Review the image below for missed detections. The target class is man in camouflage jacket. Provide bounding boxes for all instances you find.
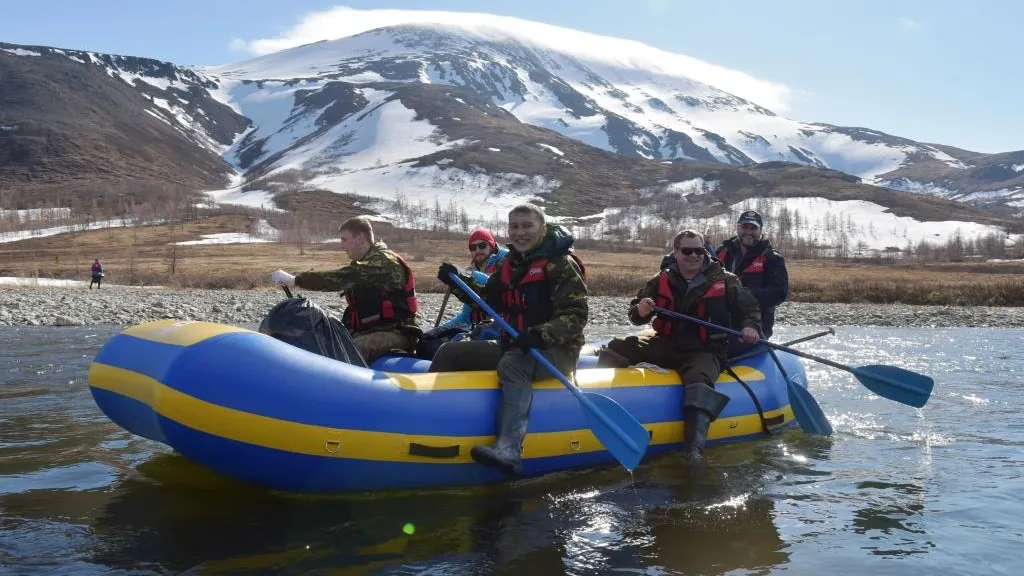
[272,216,422,364]
[430,204,588,476]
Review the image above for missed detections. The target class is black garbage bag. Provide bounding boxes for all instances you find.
[258,297,367,367]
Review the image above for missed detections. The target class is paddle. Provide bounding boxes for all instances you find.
[447,273,650,472]
[654,307,934,409]
[782,327,835,347]
[728,327,835,363]
[434,287,452,328]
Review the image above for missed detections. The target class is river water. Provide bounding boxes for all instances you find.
[1,323,1022,575]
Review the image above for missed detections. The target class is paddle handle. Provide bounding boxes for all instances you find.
[653,307,855,376]
[434,287,452,328]
[448,273,642,454]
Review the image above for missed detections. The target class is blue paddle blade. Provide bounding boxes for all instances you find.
[579,392,651,472]
[787,380,833,436]
[854,364,934,409]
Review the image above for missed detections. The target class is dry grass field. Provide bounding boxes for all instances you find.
[2,215,1023,305]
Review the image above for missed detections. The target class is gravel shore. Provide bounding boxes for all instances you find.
[1,284,1022,329]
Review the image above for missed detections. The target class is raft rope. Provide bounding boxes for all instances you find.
[723,364,771,436]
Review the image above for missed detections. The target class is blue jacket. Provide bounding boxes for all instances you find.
[441,248,509,329]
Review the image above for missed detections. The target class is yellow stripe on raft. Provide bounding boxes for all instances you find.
[123,319,251,346]
[88,363,793,464]
[390,365,766,391]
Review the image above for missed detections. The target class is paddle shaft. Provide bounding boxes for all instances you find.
[449,273,644,454]
[728,328,836,364]
[782,327,835,347]
[434,287,452,328]
[654,307,855,375]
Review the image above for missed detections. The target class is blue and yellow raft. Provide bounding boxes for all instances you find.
[87,319,808,493]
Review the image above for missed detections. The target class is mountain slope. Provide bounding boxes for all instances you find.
[0,42,245,202]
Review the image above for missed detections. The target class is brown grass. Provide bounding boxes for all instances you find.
[2,215,1024,305]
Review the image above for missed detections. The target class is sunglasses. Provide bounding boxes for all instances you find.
[469,242,490,251]
[675,247,704,256]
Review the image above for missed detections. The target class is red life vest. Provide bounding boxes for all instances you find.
[343,253,419,331]
[717,249,767,276]
[651,272,730,343]
[497,252,586,333]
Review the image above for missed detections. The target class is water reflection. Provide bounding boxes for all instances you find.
[77,445,815,576]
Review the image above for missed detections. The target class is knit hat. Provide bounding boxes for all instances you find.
[468,228,497,250]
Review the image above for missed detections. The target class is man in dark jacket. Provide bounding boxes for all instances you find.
[430,204,588,476]
[659,211,788,339]
[271,216,422,363]
[600,229,761,464]
[715,210,788,339]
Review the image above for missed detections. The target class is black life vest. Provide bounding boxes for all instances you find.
[498,252,585,333]
[343,253,419,331]
[651,271,730,343]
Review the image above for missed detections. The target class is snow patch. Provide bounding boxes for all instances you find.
[1,48,40,57]
[0,219,132,244]
[1012,164,1024,173]
[537,143,565,156]
[0,277,87,287]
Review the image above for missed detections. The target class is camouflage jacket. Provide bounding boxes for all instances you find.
[629,259,761,349]
[454,225,589,353]
[294,241,422,337]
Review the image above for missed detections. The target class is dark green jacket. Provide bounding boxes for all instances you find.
[454,225,589,353]
[295,241,422,337]
[629,260,761,350]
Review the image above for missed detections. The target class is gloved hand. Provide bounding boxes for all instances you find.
[272,269,296,286]
[436,262,467,287]
[512,328,547,354]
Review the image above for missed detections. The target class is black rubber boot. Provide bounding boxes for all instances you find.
[682,407,713,463]
[682,383,730,464]
[471,382,532,476]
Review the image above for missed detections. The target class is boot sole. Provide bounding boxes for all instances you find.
[471,447,521,476]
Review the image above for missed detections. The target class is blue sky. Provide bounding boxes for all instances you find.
[2,0,1019,153]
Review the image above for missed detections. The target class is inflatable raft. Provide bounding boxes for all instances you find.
[87,319,808,493]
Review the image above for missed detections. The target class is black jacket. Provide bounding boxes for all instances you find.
[713,237,788,338]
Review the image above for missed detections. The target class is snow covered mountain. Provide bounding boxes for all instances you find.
[204,23,1024,206]
[1,19,1022,242]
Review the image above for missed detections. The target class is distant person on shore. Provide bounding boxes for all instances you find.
[713,210,789,341]
[271,216,423,364]
[598,229,761,464]
[431,227,509,335]
[89,259,104,289]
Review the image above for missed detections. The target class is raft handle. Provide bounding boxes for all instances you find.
[325,440,342,453]
[408,442,460,459]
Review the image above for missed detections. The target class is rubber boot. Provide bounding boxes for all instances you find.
[682,383,730,464]
[470,381,532,476]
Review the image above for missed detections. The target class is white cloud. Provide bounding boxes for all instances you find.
[897,16,921,30]
[227,5,794,111]
[227,37,249,52]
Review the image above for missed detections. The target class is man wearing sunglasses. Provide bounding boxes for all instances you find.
[435,228,509,334]
[714,210,789,340]
[598,229,761,464]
